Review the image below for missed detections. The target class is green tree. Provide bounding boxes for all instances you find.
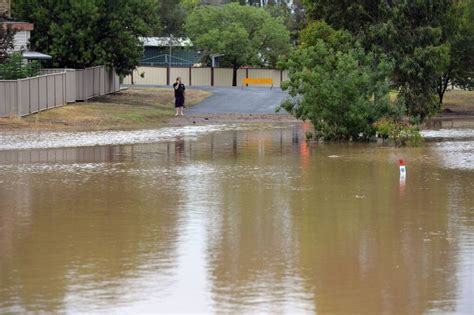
[97,0,161,76]
[12,0,160,76]
[0,17,16,63]
[387,1,452,120]
[0,52,40,80]
[280,22,398,141]
[264,0,307,44]
[302,0,394,51]
[301,0,459,121]
[437,0,474,104]
[185,3,290,86]
[158,0,187,36]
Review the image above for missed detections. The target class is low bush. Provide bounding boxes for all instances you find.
[374,118,424,147]
[0,53,40,80]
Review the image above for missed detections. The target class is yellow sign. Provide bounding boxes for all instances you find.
[242,78,273,86]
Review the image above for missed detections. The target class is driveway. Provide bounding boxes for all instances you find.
[124,85,289,114]
[186,86,289,115]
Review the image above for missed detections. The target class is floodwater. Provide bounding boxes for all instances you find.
[0,122,473,314]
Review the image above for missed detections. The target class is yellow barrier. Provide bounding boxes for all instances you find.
[242,77,273,88]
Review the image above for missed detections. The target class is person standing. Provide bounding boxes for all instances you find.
[173,77,185,116]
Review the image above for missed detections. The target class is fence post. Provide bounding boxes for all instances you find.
[46,74,49,109]
[63,72,66,105]
[53,74,57,107]
[166,66,170,86]
[189,67,192,86]
[211,67,214,87]
[92,67,95,97]
[83,69,85,100]
[37,76,40,111]
[29,78,32,114]
[16,80,21,116]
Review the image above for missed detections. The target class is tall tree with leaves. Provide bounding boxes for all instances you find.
[185,3,290,86]
[387,1,452,120]
[0,17,15,63]
[158,0,187,36]
[265,0,306,44]
[12,0,160,76]
[437,0,474,104]
[303,0,390,31]
[96,0,161,76]
[301,0,459,121]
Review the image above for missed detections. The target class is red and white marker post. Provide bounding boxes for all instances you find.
[399,159,406,177]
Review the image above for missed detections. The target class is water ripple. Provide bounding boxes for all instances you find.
[422,129,474,140]
[0,125,230,151]
[431,141,474,170]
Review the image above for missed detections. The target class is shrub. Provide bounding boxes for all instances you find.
[374,118,424,147]
[0,52,40,80]
[279,22,399,141]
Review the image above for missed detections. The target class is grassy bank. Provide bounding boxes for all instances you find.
[0,88,472,131]
[441,90,474,115]
[387,90,473,116]
[0,88,212,131]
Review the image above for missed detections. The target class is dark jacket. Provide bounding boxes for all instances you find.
[173,83,185,98]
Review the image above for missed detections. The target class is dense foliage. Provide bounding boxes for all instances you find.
[438,0,474,104]
[12,0,160,76]
[0,52,40,80]
[264,0,306,44]
[300,0,474,122]
[185,3,290,85]
[280,22,399,141]
[0,16,16,63]
[158,0,190,36]
[374,118,424,147]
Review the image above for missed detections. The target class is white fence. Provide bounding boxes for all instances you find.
[124,66,289,88]
[0,66,120,117]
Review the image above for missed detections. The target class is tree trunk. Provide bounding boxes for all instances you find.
[437,75,450,105]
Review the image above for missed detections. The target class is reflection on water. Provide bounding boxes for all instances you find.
[0,124,473,313]
[425,118,474,130]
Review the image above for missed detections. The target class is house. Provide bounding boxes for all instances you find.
[140,37,200,67]
[1,20,34,51]
[1,0,33,51]
[1,0,51,61]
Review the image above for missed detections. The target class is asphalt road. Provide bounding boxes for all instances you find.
[186,86,289,115]
[125,85,289,114]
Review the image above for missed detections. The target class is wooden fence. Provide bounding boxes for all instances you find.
[0,66,120,118]
[123,66,289,88]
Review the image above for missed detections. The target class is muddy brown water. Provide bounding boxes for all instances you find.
[0,123,473,314]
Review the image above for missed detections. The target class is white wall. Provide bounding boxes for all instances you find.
[13,31,31,51]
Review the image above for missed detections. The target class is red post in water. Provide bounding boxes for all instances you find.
[399,159,406,176]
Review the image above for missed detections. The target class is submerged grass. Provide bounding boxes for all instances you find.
[0,88,212,131]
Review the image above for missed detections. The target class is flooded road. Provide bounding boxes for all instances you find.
[0,123,473,314]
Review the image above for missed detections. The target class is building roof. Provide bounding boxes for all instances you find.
[140,37,193,48]
[1,21,34,31]
[22,51,52,60]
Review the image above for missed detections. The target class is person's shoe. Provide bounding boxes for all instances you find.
[175,113,179,116]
